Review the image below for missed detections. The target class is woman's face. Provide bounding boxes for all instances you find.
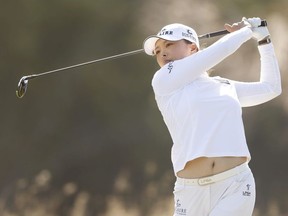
[154,39,197,67]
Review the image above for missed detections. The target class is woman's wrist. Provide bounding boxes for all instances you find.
[258,36,271,46]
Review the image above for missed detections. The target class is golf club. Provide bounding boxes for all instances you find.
[16,20,267,98]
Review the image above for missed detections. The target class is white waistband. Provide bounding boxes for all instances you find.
[176,162,249,186]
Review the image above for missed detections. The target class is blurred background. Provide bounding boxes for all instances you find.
[1,0,288,215]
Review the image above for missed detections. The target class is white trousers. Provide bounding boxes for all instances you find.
[173,164,255,216]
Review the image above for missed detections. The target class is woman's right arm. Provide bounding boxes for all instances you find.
[152,26,253,96]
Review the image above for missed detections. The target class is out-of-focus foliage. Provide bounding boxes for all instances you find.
[0,0,287,215]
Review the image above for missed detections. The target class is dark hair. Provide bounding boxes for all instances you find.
[184,40,193,44]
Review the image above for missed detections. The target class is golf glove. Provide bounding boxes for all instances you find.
[243,17,270,41]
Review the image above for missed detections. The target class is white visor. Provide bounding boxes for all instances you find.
[143,23,199,56]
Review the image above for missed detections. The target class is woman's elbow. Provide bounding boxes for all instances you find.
[270,84,282,98]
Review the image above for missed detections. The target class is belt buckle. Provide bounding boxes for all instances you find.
[198,177,214,186]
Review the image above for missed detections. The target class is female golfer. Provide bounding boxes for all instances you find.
[143,17,281,216]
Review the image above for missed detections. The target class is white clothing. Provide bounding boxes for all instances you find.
[151,27,281,174]
[173,164,255,216]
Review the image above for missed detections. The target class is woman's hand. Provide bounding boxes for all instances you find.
[224,20,249,33]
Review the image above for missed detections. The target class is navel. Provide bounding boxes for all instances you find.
[212,161,215,169]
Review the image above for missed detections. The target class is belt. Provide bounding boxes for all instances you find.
[176,162,249,186]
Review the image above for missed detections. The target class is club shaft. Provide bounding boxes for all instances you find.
[27,49,145,80]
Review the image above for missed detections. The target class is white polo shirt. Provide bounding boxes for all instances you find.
[152,27,281,174]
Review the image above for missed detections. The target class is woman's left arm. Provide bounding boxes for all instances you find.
[233,43,282,107]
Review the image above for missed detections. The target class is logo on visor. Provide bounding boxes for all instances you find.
[158,29,173,36]
[182,29,196,41]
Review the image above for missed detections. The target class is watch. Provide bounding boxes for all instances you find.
[258,37,271,46]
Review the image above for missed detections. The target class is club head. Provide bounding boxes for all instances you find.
[16,76,29,98]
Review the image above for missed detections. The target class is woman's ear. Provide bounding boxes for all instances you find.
[190,43,199,53]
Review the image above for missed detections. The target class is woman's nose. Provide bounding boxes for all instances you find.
[161,51,167,58]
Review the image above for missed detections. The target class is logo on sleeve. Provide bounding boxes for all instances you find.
[168,62,174,73]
